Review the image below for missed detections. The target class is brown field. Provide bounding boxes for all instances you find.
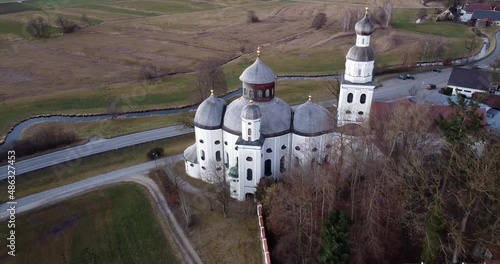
[0,0,454,102]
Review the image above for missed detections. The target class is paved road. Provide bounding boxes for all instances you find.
[474,31,500,68]
[0,126,193,179]
[373,68,452,101]
[0,154,203,264]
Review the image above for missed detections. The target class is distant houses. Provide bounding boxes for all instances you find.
[458,2,500,26]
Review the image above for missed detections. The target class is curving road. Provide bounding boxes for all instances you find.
[474,30,500,68]
[0,154,203,264]
[0,126,193,179]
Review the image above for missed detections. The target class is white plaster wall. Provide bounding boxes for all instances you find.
[237,146,262,201]
[242,117,261,141]
[291,134,333,166]
[355,35,370,47]
[337,83,375,125]
[262,134,292,179]
[223,131,240,169]
[184,160,200,179]
[460,12,471,22]
[450,85,485,98]
[195,127,223,179]
[345,60,374,83]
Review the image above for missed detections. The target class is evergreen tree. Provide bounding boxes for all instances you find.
[318,211,351,264]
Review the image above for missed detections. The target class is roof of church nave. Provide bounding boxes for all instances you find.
[194,90,227,129]
[293,95,336,136]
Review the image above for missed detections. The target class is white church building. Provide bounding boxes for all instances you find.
[183,8,376,201]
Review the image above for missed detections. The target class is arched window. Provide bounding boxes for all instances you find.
[358,111,364,115]
[199,139,204,143]
[201,150,205,161]
[246,157,253,161]
[358,69,362,76]
[247,169,253,181]
[265,89,270,97]
[280,156,286,173]
[361,38,364,44]
[257,90,262,98]
[248,128,252,136]
[266,148,272,153]
[216,151,221,162]
[265,159,272,176]
[215,140,221,145]
[360,94,366,104]
[281,145,286,150]
[347,93,353,103]
[225,152,229,168]
[295,146,301,151]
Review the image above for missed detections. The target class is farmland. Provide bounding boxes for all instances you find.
[0,0,481,139]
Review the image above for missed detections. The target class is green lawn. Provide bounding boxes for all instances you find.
[392,8,473,38]
[0,19,26,37]
[20,115,183,142]
[77,4,156,17]
[0,184,179,264]
[111,1,215,14]
[0,134,194,202]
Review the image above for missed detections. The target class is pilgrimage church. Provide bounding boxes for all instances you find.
[183,8,376,201]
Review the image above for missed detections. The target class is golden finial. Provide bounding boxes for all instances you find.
[210,89,214,96]
[250,100,254,105]
[308,95,312,101]
[365,7,369,15]
[257,46,261,57]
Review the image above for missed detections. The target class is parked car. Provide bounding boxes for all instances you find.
[405,74,415,79]
[432,68,442,73]
[398,75,407,80]
[426,84,437,90]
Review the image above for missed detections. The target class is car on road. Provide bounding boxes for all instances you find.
[405,74,415,79]
[432,68,442,73]
[426,84,437,90]
[398,75,407,80]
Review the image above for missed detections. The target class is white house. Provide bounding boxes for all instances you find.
[447,67,495,98]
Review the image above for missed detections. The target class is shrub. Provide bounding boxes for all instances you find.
[147,147,164,160]
[26,17,51,38]
[56,16,80,34]
[247,11,259,23]
[141,64,162,80]
[311,13,327,30]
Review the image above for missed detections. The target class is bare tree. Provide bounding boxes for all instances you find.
[312,13,327,30]
[56,16,79,34]
[26,17,51,38]
[247,10,259,23]
[80,13,90,25]
[323,76,341,99]
[372,0,394,28]
[107,98,122,119]
[202,161,231,217]
[179,193,194,227]
[193,59,227,101]
[464,34,481,63]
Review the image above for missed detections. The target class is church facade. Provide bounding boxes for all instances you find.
[183,8,376,201]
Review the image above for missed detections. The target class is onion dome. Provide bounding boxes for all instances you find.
[355,8,375,36]
[229,165,238,178]
[194,90,227,129]
[241,101,261,120]
[346,46,374,62]
[239,47,276,84]
[292,96,335,136]
[223,97,292,136]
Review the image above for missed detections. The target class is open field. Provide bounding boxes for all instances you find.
[0,184,179,264]
[20,115,183,141]
[0,0,481,139]
[0,134,194,202]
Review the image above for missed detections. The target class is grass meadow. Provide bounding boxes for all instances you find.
[0,183,179,264]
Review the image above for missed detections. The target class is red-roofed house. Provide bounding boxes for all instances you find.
[460,3,493,22]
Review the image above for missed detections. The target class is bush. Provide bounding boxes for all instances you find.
[56,16,80,34]
[440,87,453,96]
[147,147,164,160]
[141,64,162,80]
[247,11,259,23]
[311,13,327,30]
[0,123,78,161]
[26,17,51,38]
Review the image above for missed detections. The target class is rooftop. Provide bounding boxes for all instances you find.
[471,10,500,20]
[447,68,493,91]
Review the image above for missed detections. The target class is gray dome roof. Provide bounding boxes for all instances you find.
[223,96,291,136]
[183,144,197,163]
[355,14,375,36]
[346,46,374,62]
[239,57,276,84]
[194,95,227,129]
[293,100,335,136]
[241,103,262,120]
